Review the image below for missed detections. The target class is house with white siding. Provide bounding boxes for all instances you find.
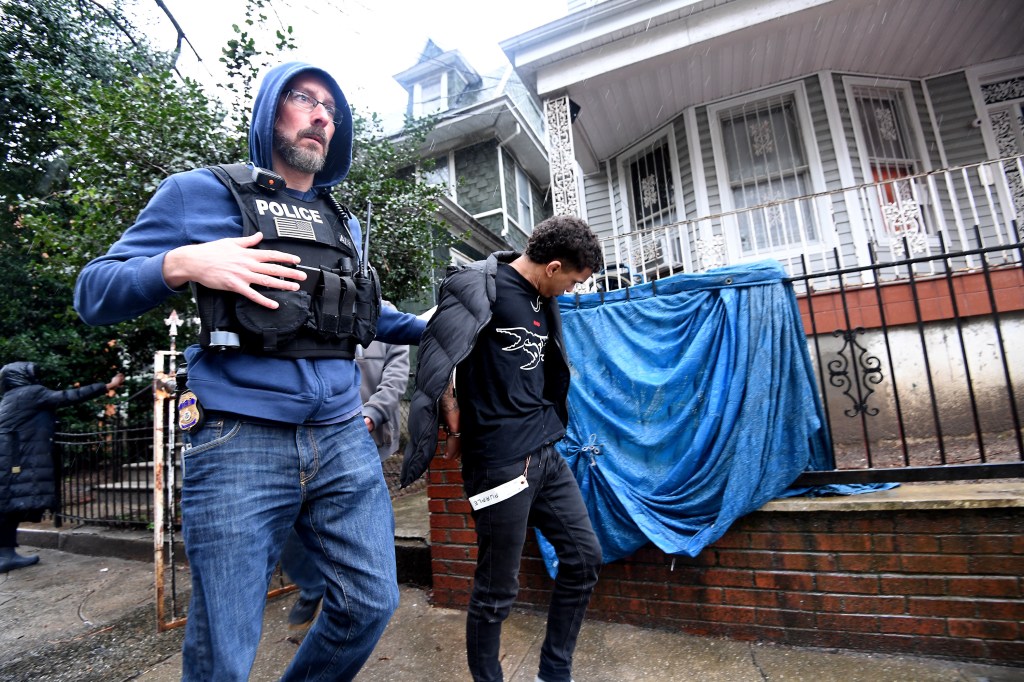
[498,0,1022,287]
[494,0,1023,456]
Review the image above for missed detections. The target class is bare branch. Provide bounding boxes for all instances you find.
[79,0,184,80]
[153,0,203,65]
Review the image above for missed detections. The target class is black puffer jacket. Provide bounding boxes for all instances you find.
[0,362,108,514]
[400,252,571,487]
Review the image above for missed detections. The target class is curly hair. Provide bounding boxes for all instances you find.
[524,215,604,273]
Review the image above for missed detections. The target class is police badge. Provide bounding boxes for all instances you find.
[177,390,203,432]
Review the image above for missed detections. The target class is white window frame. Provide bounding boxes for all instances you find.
[613,125,688,273]
[413,72,448,118]
[450,248,474,268]
[421,152,456,199]
[966,56,1024,232]
[843,76,935,247]
[515,165,534,235]
[708,81,830,263]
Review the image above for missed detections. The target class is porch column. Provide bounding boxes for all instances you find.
[544,95,581,217]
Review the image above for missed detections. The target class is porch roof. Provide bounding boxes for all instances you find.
[500,0,1024,173]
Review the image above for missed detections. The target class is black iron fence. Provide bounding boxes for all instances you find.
[52,404,416,529]
[53,424,156,528]
[792,235,1023,485]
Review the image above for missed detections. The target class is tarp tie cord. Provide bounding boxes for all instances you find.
[569,433,602,467]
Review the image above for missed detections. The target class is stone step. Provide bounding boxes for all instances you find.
[121,461,182,488]
[92,480,175,513]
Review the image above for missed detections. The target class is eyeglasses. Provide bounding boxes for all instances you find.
[283,90,343,124]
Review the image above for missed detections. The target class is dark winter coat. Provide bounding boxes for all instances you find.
[0,362,108,514]
[400,252,571,487]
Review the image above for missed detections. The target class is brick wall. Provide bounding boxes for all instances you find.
[796,268,1024,334]
[427,433,1024,665]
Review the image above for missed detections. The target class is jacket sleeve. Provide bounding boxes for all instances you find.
[74,170,240,326]
[375,305,426,346]
[361,342,410,430]
[73,175,192,326]
[37,383,108,410]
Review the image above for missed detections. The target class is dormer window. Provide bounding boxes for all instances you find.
[414,73,448,117]
[395,41,479,121]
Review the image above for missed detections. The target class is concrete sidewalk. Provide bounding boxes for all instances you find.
[137,583,1024,682]
[3,489,1022,681]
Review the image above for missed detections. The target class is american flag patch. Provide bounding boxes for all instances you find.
[274,218,315,240]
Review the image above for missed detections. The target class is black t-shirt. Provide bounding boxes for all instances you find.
[456,263,566,467]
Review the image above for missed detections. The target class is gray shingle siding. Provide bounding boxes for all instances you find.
[927,71,987,167]
[455,140,501,217]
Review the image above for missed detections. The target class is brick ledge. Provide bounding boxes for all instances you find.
[762,481,1024,512]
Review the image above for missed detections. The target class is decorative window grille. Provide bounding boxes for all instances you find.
[516,166,534,233]
[853,85,928,244]
[982,76,1024,232]
[627,139,676,231]
[720,94,816,253]
[624,138,681,267]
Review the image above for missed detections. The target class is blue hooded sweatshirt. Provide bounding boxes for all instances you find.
[74,62,424,424]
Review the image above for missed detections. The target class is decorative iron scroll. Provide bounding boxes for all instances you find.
[544,95,581,217]
[828,327,884,417]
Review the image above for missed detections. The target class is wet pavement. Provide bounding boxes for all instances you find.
[3,488,1023,681]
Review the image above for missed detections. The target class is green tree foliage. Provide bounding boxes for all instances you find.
[343,111,454,305]
[0,0,174,427]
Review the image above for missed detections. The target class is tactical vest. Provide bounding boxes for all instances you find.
[193,163,380,359]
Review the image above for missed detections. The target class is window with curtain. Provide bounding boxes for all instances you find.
[852,85,927,236]
[720,94,816,253]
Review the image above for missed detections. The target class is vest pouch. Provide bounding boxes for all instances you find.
[312,270,354,339]
[235,289,312,352]
[352,267,381,347]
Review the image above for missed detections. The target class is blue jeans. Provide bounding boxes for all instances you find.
[180,414,398,682]
[281,527,327,601]
[462,445,602,682]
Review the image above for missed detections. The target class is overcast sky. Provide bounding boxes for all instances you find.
[129,0,566,120]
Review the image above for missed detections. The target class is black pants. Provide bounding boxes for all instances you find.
[0,512,23,549]
[462,445,602,682]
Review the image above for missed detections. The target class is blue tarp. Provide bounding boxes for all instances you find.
[543,260,836,569]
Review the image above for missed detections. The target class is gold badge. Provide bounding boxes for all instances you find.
[177,390,202,431]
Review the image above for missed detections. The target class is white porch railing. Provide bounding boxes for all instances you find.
[591,155,1024,293]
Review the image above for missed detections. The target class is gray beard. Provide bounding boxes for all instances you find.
[277,141,327,175]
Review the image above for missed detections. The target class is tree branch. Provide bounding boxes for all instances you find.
[153,0,203,66]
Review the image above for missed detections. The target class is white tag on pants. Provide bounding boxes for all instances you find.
[468,475,529,510]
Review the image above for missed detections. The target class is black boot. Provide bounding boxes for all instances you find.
[0,546,39,573]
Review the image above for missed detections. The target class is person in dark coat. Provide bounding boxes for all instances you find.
[0,361,124,573]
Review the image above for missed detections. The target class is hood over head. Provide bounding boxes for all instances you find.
[0,361,39,393]
[249,61,353,190]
